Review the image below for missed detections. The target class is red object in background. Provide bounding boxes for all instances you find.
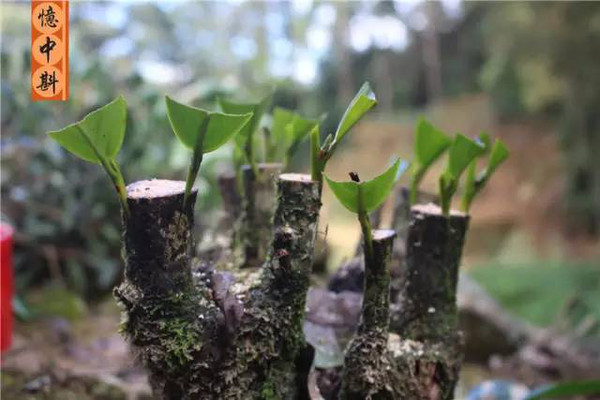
[1,224,14,353]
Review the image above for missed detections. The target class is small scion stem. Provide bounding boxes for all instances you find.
[183,116,210,211]
[310,127,323,185]
[439,175,454,217]
[357,185,374,266]
[409,168,424,206]
[108,159,130,219]
[460,160,477,212]
[76,126,130,218]
[245,129,259,178]
[339,229,396,399]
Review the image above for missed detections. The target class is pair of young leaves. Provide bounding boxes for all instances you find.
[47,95,256,215]
[409,117,509,215]
[311,82,377,184]
[219,81,379,183]
[325,117,510,220]
[48,96,253,169]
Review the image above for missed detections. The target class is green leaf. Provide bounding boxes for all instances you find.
[477,132,492,151]
[326,178,360,213]
[446,134,486,178]
[325,159,402,214]
[218,93,271,144]
[165,96,252,153]
[414,117,452,169]
[461,135,509,212]
[524,380,600,399]
[47,96,127,164]
[485,139,509,177]
[333,82,377,143]
[270,107,292,159]
[461,159,477,212]
[272,107,296,145]
[206,112,253,153]
[289,115,317,143]
[270,107,317,162]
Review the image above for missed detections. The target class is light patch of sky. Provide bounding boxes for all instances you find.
[393,0,423,15]
[273,38,293,59]
[287,3,335,84]
[137,61,191,85]
[441,0,462,18]
[293,51,318,85]
[393,0,463,30]
[266,12,286,37]
[291,0,314,16]
[100,37,135,59]
[349,14,408,52]
[74,2,129,30]
[307,27,331,55]
[270,58,289,79]
[231,36,257,60]
[314,3,336,26]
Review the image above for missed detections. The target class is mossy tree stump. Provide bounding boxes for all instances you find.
[115,175,320,399]
[390,203,469,400]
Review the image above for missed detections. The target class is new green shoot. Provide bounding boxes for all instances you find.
[325,159,403,264]
[47,96,131,218]
[439,134,485,216]
[268,107,318,167]
[461,136,509,212]
[218,93,272,177]
[409,117,452,205]
[311,82,377,186]
[166,96,253,211]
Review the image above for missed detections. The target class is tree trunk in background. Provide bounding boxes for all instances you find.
[561,76,600,235]
[422,1,443,103]
[373,50,395,112]
[334,3,355,105]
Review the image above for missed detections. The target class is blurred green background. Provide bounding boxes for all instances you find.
[1,0,599,338]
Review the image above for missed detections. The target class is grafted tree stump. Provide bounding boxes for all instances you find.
[115,175,321,399]
[390,203,469,400]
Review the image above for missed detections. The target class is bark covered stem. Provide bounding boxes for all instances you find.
[114,180,219,399]
[340,229,398,399]
[217,173,321,398]
[390,203,470,400]
[393,203,469,341]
